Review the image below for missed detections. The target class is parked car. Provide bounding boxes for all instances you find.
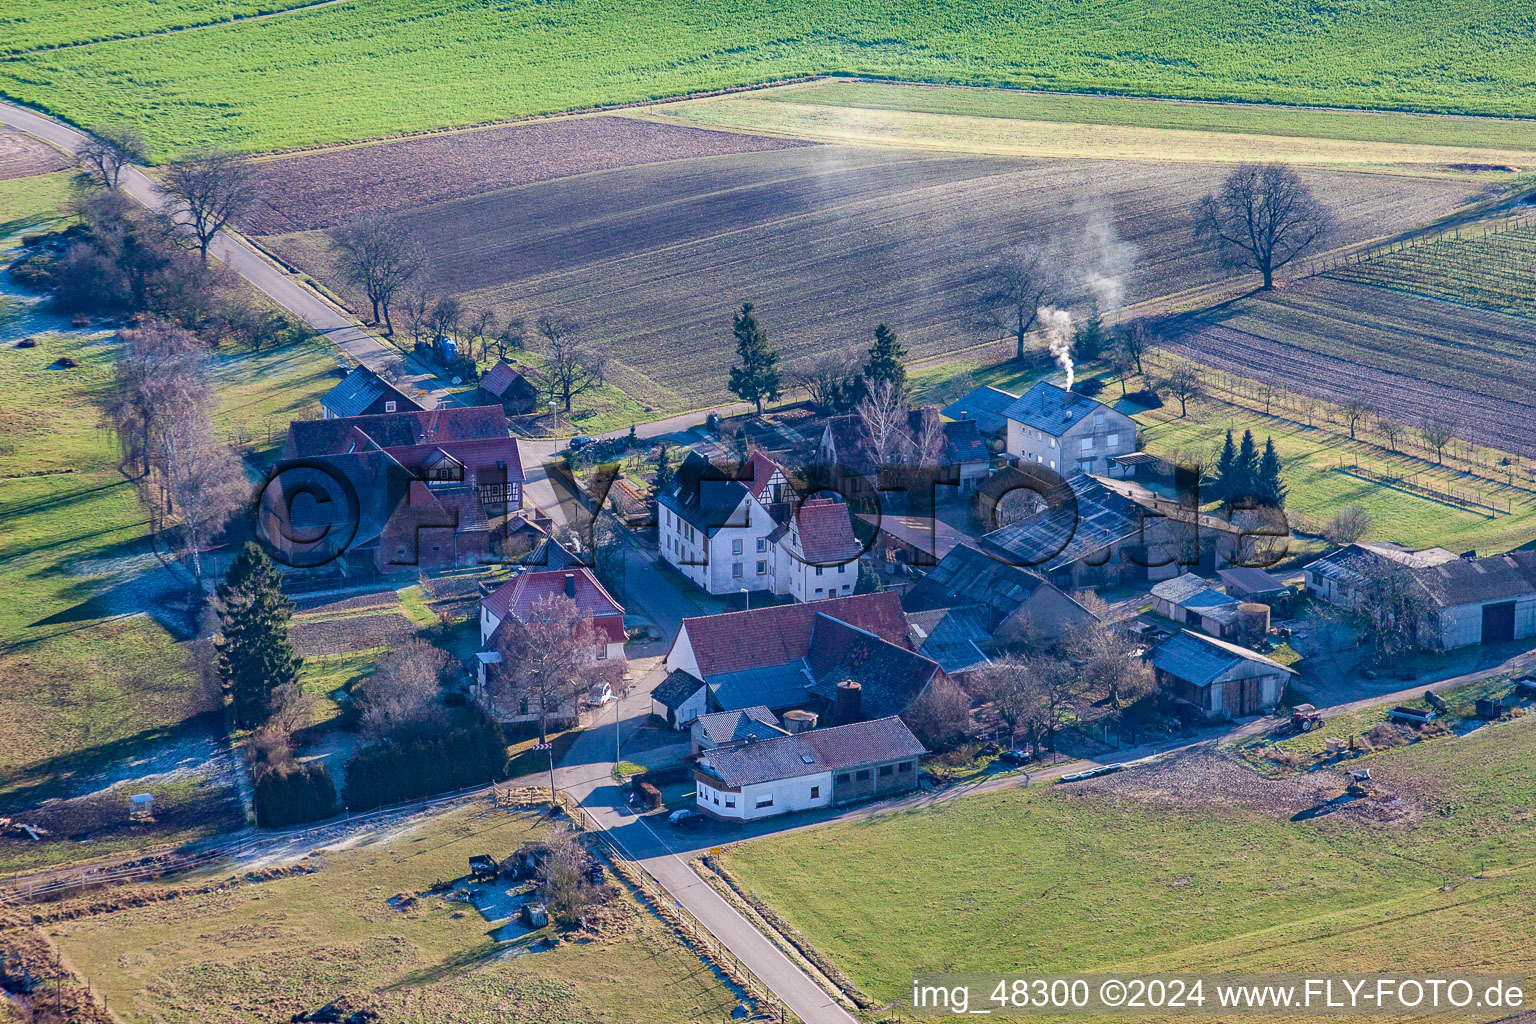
[997,749,1032,766]
[568,435,596,450]
[668,809,701,829]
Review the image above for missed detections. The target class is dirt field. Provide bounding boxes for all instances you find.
[1155,275,1536,456]
[244,115,810,234]
[0,129,70,180]
[257,145,1485,414]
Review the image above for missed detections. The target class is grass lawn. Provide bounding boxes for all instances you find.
[294,647,381,730]
[0,169,74,237]
[720,716,1536,1012]
[504,728,581,783]
[49,803,743,1024]
[0,322,336,810]
[4,0,1536,155]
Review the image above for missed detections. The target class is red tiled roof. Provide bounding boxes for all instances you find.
[793,498,861,564]
[381,436,525,482]
[744,450,789,503]
[675,592,909,678]
[483,568,625,643]
[285,406,507,459]
[479,360,529,398]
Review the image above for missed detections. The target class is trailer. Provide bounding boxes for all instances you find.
[1387,705,1436,726]
[468,855,501,881]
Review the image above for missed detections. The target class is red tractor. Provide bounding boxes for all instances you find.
[1290,704,1325,733]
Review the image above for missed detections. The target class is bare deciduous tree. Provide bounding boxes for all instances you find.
[353,640,449,742]
[856,376,910,468]
[1322,503,1372,546]
[1378,416,1403,452]
[1419,418,1454,464]
[795,347,858,413]
[493,313,526,361]
[1061,618,1148,710]
[264,681,315,737]
[401,289,432,346]
[1342,399,1369,440]
[536,837,599,926]
[464,305,497,363]
[912,406,948,468]
[978,244,1057,360]
[489,593,608,742]
[79,124,149,190]
[106,320,210,480]
[1193,163,1333,289]
[331,216,424,335]
[160,149,256,263]
[1119,319,1148,376]
[1161,362,1203,417]
[538,317,607,413]
[427,294,464,347]
[150,402,247,582]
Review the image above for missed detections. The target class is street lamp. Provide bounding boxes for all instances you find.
[549,398,557,440]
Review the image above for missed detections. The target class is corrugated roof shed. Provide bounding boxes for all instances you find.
[803,615,943,719]
[905,605,993,675]
[1150,630,1294,687]
[653,670,706,710]
[904,543,1048,628]
[708,663,813,712]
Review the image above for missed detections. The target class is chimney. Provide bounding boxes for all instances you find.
[834,681,862,726]
[564,572,576,598]
[959,410,968,420]
[782,709,818,734]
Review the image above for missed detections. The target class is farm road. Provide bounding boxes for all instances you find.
[0,99,457,410]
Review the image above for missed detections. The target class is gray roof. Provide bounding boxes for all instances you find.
[1002,381,1124,437]
[942,385,1017,435]
[1150,573,1241,626]
[1149,630,1295,687]
[1412,550,1536,607]
[707,662,812,712]
[652,670,706,710]
[692,707,787,748]
[905,605,993,675]
[1217,567,1288,595]
[657,452,750,534]
[981,473,1145,573]
[322,367,419,419]
[696,716,926,788]
[1151,573,1215,604]
[904,543,1050,630]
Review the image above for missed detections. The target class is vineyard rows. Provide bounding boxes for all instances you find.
[1326,216,1536,319]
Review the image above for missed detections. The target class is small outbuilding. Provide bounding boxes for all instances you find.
[1151,573,1242,639]
[690,706,789,754]
[652,670,708,729]
[477,360,541,414]
[1148,630,1295,720]
[1217,567,1290,608]
[128,793,154,820]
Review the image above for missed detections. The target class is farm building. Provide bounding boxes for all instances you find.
[1150,573,1242,639]
[941,384,1018,436]
[476,569,626,726]
[265,405,523,576]
[1305,544,1536,648]
[817,407,991,490]
[476,360,541,414]
[1217,567,1290,607]
[1148,631,1295,720]
[690,706,789,754]
[321,366,423,419]
[692,717,925,822]
[661,592,960,729]
[1003,381,1136,475]
[904,543,1098,646]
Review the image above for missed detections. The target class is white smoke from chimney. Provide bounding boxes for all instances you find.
[1038,306,1074,391]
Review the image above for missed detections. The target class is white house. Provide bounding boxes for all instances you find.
[658,451,790,596]
[770,497,862,602]
[692,717,925,821]
[1003,381,1136,475]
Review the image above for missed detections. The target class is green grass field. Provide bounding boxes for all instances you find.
[0,0,325,54]
[0,323,335,809]
[50,804,743,1024]
[4,0,1536,155]
[0,170,74,236]
[720,717,1536,1013]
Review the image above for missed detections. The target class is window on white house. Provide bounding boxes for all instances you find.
[596,645,607,660]
[725,797,735,808]
[837,563,846,573]
[815,566,823,576]
[810,786,820,799]
[1050,438,1056,448]
[1080,437,1094,451]
[1108,433,1120,447]
[732,563,743,578]
[755,795,773,808]
[756,560,767,575]
[815,588,823,595]
[1094,412,1105,426]
[732,539,743,555]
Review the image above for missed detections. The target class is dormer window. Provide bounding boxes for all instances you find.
[385,401,397,413]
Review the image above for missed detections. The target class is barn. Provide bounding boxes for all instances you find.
[1148,630,1295,720]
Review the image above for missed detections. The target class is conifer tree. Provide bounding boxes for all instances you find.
[1212,429,1237,502]
[864,323,907,392]
[727,301,781,414]
[1258,436,1287,507]
[1071,304,1108,361]
[1228,429,1259,504]
[216,542,301,728]
[653,443,674,494]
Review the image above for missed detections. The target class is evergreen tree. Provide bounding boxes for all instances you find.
[1258,436,1287,507]
[727,301,781,414]
[1212,429,1237,501]
[653,443,675,494]
[216,542,301,728]
[1071,304,1108,361]
[1228,429,1259,503]
[864,323,907,392]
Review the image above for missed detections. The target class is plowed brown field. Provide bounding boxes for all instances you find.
[252,139,1487,413]
[0,127,70,180]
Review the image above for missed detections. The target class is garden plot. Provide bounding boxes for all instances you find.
[290,612,419,657]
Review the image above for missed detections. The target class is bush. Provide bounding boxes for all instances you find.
[254,762,338,828]
[1124,389,1163,409]
[1367,722,1414,749]
[342,712,507,811]
[633,781,661,810]
[1074,377,1107,398]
